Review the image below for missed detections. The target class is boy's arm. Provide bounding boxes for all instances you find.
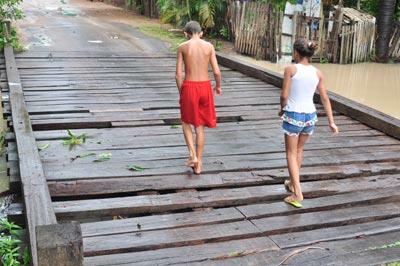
[317,69,339,134]
[175,46,184,92]
[210,45,222,95]
[279,66,294,115]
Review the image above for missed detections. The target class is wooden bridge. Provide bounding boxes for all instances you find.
[2,47,400,265]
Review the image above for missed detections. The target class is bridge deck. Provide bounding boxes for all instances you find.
[4,51,400,265]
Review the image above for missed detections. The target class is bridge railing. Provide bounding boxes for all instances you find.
[2,20,84,266]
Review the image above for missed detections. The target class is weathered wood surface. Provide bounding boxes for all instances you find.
[4,51,400,265]
[36,222,83,266]
[4,45,57,266]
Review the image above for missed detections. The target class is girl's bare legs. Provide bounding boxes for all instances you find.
[285,133,310,194]
[194,126,205,174]
[285,134,303,201]
[182,122,197,166]
[297,134,310,168]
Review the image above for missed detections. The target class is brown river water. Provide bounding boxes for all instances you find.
[232,54,400,120]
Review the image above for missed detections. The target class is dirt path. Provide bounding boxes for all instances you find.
[16,0,170,53]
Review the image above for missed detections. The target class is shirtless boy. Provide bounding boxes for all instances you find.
[176,21,222,175]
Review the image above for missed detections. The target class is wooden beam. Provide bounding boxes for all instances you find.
[4,44,57,265]
[216,53,400,139]
[36,222,83,266]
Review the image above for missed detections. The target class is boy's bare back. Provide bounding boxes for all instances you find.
[177,39,220,82]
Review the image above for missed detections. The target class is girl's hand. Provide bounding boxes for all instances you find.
[329,122,339,135]
[278,109,284,117]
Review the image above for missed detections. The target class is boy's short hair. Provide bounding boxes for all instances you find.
[184,21,202,35]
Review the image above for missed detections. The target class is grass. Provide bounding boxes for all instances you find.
[139,25,186,52]
[0,218,30,266]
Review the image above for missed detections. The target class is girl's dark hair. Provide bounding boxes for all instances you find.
[293,38,317,58]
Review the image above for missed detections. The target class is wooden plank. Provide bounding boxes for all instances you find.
[40,147,400,181]
[270,217,400,248]
[190,231,400,266]
[49,175,400,220]
[251,203,400,235]
[80,207,245,238]
[4,44,57,266]
[78,186,400,239]
[43,162,400,197]
[83,220,261,256]
[83,237,278,266]
[82,203,400,257]
[237,186,400,219]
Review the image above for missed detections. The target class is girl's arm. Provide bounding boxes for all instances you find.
[279,65,295,116]
[316,69,339,135]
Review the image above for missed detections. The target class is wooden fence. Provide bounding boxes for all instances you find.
[389,22,400,59]
[339,20,376,64]
[227,1,282,61]
[227,2,379,64]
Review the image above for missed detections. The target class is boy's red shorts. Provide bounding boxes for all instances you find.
[179,80,217,128]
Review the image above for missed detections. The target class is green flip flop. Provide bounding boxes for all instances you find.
[284,198,303,208]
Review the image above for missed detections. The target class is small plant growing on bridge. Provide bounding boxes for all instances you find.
[0,218,30,266]
[62,129,87,148]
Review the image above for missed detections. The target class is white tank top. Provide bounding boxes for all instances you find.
[283,64,319,113]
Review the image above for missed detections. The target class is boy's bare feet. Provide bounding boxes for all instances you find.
[193,161,202,175]
[186,156,198,168]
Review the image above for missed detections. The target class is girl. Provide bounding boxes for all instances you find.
[280,38,339,208]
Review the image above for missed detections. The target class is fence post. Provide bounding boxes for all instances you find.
[3,19,11,38]
[36,222,83,266]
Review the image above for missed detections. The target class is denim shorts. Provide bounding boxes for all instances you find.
[281,111,318,136]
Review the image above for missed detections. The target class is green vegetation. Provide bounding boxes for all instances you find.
[139,25,186,51]
[0,27,23,52]
[0,0,23,21]
[256,0,296,11]
[62,130,87,148]
[70,152,96,161]
[0,130,5,156]
[37,143,50,151]
[93,152,112,162]
[0,218,30,266]
[369,240,400,250]
[0,0,24,52]
[385,262,400,266]
[127,164,145,171]
[156,0,227,38]
[344,0,400,20]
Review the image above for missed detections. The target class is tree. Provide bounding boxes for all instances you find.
[376,0,397,62]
